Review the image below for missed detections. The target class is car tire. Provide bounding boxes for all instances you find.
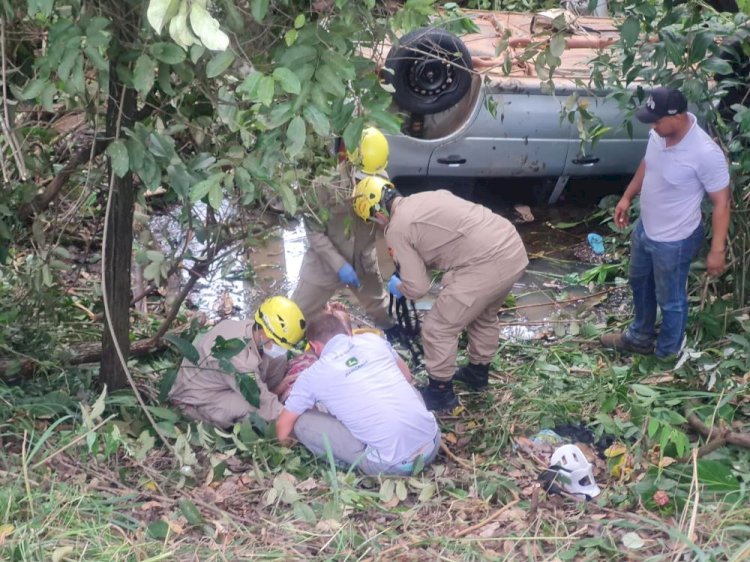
[384,27,473,115]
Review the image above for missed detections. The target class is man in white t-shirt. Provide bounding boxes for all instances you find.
[276,312,441,475]
[601,87,731,359]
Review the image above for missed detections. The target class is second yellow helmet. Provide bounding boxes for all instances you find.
[348,127,389,174]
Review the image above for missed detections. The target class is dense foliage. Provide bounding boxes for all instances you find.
[1,0,749,559]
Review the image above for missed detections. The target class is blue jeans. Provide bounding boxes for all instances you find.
[625,220,704,358]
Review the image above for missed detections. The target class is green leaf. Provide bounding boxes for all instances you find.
[251,0,269,22]
[41,83,56,112]
[58,47,80,81]
[315,64,346,97]
[284,29,298,47]
[549,34,566,58]
[257,75,275,106]
[211,336,246,360]
[206,50,235,78]
[189,1,230,51]
[106,140,129,178]
[208,181,223,210]
[147,0,179,34]
[235,167,256,203]
[379,479,395,502]
[143,262,163,283]
[272,67,301,95]
[190,172,224,203]
[20,78,48,100]
[286,115,306,157]
[303,104,330,137]
[274,181,298,215]
[146,520,169,540]
[395,480,408,501]
[342,119,365,155]
[164,334,200,364]
[702,56,733,75]
[696,460,740,492]
[84,44,108,71]
[150,42,187,64]
[178,499,204,525]
[294,14,305,29]
[689,31,714,64]
[133,54,156,96]
[620,16,640,49]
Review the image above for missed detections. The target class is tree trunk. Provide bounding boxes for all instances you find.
[100,17,137,390]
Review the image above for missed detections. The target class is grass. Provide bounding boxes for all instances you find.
[1,325,748,562]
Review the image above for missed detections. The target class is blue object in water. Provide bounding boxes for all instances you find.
[587,233,605,255]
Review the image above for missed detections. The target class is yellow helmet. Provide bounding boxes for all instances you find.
[254,296,306,350]
[348,127,389,174]
[352,175,394,221]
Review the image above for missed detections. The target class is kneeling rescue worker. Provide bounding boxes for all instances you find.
[168,296,306,427]
[353,177,529,411]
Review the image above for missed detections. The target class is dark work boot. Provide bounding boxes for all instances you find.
[419,378,459,412]
[453,362,490,391]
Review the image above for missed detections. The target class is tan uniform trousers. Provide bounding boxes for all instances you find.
[172,374,282,428]
[293,269,394,329]
[423,255,526,381]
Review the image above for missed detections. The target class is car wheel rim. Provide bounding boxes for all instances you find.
[408,57,459,98]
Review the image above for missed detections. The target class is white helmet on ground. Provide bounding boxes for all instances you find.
[549,444,601,499]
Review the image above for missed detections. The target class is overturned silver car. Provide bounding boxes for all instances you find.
[380,10,652,203]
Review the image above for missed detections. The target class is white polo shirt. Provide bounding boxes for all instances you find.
[285,333,438,465]
[640,113,730,242]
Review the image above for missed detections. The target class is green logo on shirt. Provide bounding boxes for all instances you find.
[346,357,359,367]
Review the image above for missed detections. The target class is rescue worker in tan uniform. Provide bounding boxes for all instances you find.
[168,296,306,427]
[353,177,528,410]
[292,128,398,338]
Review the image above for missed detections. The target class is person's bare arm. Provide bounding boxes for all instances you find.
[276,408,301,444]
[395,355,413,384]
[706,187,731,277]
[615,159,646,229]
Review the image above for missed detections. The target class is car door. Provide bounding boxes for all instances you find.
[562,95,650,177]
[427,87,573,179]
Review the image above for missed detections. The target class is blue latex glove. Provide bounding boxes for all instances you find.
[387,274,403,299]
[338,263,361,288]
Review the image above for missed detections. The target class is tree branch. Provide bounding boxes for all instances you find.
[18,137,108,221]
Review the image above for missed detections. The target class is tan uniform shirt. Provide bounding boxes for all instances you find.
[299,164,381,287]
[168,319,286,426]
[385,190,528,301]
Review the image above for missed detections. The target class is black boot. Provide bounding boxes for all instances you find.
[453,363,490,391]
[419,378,459,411]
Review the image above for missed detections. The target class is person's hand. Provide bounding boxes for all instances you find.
[614,196,631,229]
[387,274,403,299]
[706,249,726,278]
[338,263,361,288]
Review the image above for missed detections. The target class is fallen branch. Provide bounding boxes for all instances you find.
[682,413,750,458]
[0,321,201,381]
[440,441,474,470]
[453,499,520,538]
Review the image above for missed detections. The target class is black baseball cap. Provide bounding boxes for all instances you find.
[635,87,688,124]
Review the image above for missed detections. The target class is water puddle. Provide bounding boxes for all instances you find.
[153,197,624,340]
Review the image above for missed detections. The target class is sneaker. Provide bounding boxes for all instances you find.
[419,379,459,411]
[600,332,654,355]
[453,362,490,391]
